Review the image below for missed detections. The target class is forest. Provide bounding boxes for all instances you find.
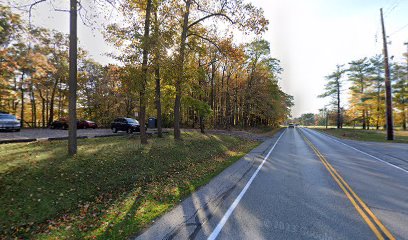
[0,2,293,137]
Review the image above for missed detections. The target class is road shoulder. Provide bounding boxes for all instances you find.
[132,129,284,240]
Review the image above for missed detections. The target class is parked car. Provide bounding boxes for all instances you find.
[78,120,97,129]
[111,117,141,133]
[0,113,21,131]
[50,118,97,129]
[50,118,69,129]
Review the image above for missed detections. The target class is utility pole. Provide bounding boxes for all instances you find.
[380,8,394,140]
[68,0,78,155]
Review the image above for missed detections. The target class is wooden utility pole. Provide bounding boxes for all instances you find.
[68,0,78,155]
[380,8,394,140]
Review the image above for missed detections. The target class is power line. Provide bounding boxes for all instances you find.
[389,22,408,36]
[384,0,403,17]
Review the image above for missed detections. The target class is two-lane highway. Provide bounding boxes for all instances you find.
[136,127,408,240]
[300,128,408,239]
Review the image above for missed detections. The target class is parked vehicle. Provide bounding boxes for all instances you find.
[50,118,97,129]
[78,120,97,129]
[111,117,141,133]
[50,118,69,129]
[0,113,21,131]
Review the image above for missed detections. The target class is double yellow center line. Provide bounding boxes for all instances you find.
[298,129,395,240]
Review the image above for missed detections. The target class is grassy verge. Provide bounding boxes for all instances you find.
[255,127,282,137]
[0,132,259,239]
[315,128,408,143]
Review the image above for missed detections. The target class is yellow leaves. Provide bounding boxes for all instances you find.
[30,52,57,79]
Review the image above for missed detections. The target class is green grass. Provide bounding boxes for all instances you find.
[0,132,259,239]
[315,128,408,143]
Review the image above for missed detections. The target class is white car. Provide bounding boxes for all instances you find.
[0,113,21,131]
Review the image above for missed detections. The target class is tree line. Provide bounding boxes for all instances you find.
[0,2,293,139]
[316,54,407,130]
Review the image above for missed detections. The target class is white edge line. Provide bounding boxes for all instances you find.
[207,128,287,240]
[303,128,408,174]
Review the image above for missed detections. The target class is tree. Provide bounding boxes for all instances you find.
[318,65,345,129]
[348,58,373,129]
[3,1,294,142]
[0,5,23,110]
[392,63,407,130]
[299,113,315,126]
[368,55,385,130]
[138,0,153,144]
[12,0,117,155]
[172,0,268,139]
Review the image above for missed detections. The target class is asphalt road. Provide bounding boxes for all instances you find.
[135,127,408,240]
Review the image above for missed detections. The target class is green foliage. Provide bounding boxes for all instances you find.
[0,5,22,46]
[323,53,407,129]
[183,96,212,118]
[299,113,315,126]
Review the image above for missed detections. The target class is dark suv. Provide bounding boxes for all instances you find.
[50,118,69,129]
[111,117,141,133]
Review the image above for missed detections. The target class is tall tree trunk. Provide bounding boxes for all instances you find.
[376,89,380,130]
[220,65,226,127]
[139,0,153,144]
[42,98,45,127]
[366,109,370,130]
[243,60,257,128]
[336,81,340,129]
[154,65,163,137]
[174,0,191,140]
[402,105,407,130]
[39,89,46,128]
[48,78,59,127]
[58,82,63,119]
[20,72,25,127]
[45,90,49,126]
[30,83,36,128]
[233,76,238,126]
[210,60,216,128]
[153,5,162,138]
[226,71,232,130]
[361,81,366,130]
[197,59,206,134]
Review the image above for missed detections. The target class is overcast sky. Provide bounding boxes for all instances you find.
[25,0,408,117]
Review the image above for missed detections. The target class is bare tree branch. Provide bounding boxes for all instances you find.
[187,32,225,56]
[188,12,234,30]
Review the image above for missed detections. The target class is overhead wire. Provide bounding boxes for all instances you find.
[384,0,402,17]
[389,22,408,36]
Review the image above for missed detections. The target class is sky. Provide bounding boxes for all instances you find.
[21,0,408,117]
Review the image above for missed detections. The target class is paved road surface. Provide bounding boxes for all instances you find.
[135,127,408,240]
